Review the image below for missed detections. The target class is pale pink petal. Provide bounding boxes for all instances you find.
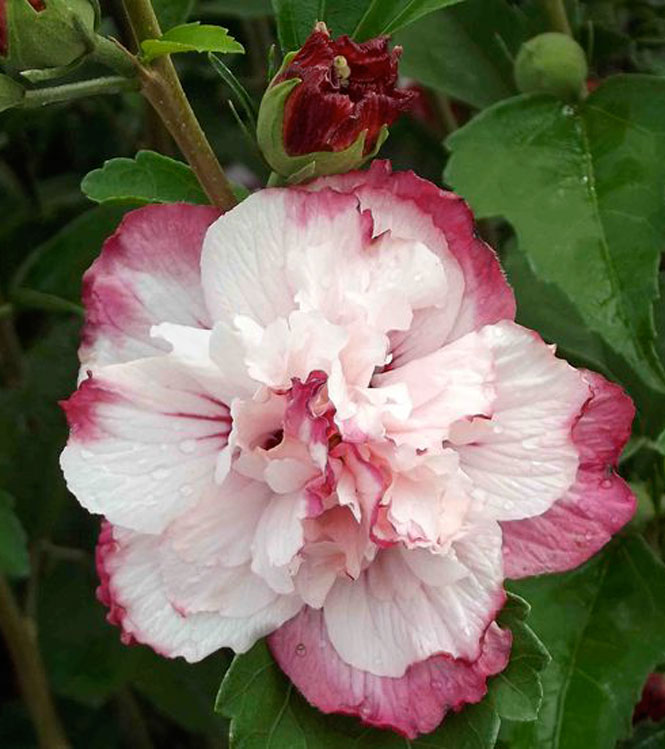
[251,492,308,594]
[60,357,231,533]
[80,204,219,368]
[269,607,511,739]
[452,321,590,521]
[158,474,281,617]
[306,160,516,363]
[375,449,473,549]
[165,471,272,569]
[502,370,636,578]
[323,524,504,677]
[201,189,366,328]
[96,522,302,661]
[374,330,495,450]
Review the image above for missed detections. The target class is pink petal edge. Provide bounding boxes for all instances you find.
[502,369,636,578]
[306,160,516,334]
[96,521,137,646]
[269,598,510,739]
[80,202,220,367]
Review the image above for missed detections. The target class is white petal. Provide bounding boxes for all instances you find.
[323,522,504,677]
[60,357,231,533]
[453,321,590,521]
[101,524,301,661]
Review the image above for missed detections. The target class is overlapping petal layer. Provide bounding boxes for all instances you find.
[61,161,635,738]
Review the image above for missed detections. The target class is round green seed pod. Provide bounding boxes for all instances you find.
[514,32,588,101]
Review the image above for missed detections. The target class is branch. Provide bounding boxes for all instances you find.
[122,0,238,211]
[0,576,69,748]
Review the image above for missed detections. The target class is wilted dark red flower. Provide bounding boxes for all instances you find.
[635,673,665,724]
[274,23,415,156]
[0,0,46,57]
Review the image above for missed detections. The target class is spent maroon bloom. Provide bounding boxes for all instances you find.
[635,673,665,724]
[0,0,45,57]
[275,23,414,157]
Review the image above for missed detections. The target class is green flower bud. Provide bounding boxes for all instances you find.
[514,32,588,101]
[3,0,98,72]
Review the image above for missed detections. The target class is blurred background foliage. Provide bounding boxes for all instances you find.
[1,0,665,747]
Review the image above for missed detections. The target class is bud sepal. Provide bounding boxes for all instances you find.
[3,0,98,72]
[257,68,388,183]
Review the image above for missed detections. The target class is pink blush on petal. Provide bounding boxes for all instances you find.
[269,605,511,739]
[59,376,120,443]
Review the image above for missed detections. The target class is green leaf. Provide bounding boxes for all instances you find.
[446,75,665,393]
[502,238,665,435]
[38,560,144,706]
[352,0,466,41]
[0,74,25,113]
[218,638,502,747]
[81,150,208,205]
[140,22,244,62]
[396,0,529,109]
[490,595,549,722]
[271,0,321,51]
[508,535,665,749]
[271,0,465,51]
[152,0,194,30]
[209,52,258,130]
[132,650,231,735]
[0,491,29,578]
[217,594,547,747]
[12,203,136,305]
[199,0,272,18]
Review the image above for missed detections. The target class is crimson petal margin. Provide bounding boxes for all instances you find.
[501,370,636,578]
[80,203,219,369]
[269,606,511,739]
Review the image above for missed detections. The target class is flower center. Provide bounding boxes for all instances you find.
[333,55,351,87]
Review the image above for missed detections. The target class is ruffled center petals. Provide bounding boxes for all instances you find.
[374,329,496,451]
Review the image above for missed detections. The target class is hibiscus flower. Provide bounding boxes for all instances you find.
[60,161,635,738]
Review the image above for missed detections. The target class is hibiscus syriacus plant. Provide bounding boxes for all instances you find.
[3,2,665,748]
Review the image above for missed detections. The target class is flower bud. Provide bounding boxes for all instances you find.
[1,0,98,71]
[514,32,588,101]
[257,23,414,182]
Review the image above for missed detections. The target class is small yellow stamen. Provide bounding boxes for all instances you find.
[333,55,351,86]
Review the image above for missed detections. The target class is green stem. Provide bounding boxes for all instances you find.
[0,576,69,748]
[22,77,140,108]
[543,0,572,36]
[89,34,137,77]
[122,0,237,210]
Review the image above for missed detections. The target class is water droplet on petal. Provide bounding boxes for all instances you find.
[600,478,613,489]
[295,643,306,657]
[179,439,197,454]
[431,679,442,690]
[80,449,93,460]
[584,531,593,540]
[151,468,170,480]
[180,485,194,497]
